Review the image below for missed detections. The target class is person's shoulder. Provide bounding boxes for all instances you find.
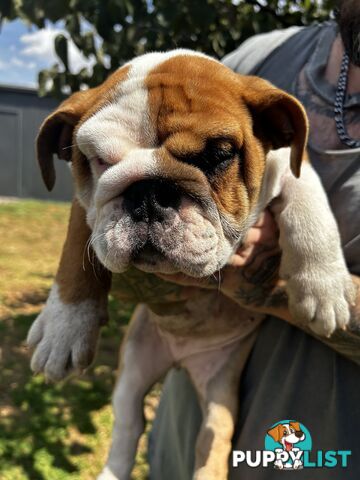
[222,25,305,75]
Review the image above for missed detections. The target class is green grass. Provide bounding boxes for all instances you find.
[0,199,156,480]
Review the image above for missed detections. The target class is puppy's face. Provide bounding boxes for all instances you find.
[281,424,305,450]
[268,422,305,451]
[38,50,307,277]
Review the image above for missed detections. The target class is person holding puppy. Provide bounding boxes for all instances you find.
[149,1,360,479]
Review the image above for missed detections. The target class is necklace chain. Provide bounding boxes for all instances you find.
[334,52,360,149]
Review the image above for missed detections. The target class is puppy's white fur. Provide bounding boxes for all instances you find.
[263,149,355,335]
[27,284,104,380]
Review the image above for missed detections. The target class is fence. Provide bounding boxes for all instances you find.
[0,85,72,202]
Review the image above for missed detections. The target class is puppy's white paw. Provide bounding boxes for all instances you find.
[287,267,356,337]
[27,284,106,381]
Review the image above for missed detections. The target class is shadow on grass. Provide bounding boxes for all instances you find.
[0,294,133,479]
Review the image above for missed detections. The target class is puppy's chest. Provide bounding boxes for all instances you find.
[149,291,264,358]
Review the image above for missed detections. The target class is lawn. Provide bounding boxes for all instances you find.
[0,199,156,480]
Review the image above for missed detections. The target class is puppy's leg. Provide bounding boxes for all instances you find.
[264,150,356,336]
[99,305,173,480]
[27,198,111,381]
[183,331,257,480]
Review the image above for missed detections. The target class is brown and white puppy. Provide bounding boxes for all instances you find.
[27,50,355,480]
[267,422,305,469]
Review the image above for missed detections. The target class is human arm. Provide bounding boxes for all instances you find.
[158,210,360,365]
[223,267,360,366]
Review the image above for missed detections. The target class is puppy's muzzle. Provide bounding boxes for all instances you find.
[123,179,182,222]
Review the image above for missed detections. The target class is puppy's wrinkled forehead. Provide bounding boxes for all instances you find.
[77,50,243,160]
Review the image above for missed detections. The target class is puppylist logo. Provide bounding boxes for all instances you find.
[266,421,308,470]
[232,420,352,470]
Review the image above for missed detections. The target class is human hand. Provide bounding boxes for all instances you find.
[219,209,283,309]
[156,209,283,310]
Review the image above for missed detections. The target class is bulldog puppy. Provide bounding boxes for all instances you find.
[27,50,355,480]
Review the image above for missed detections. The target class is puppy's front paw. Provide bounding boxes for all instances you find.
[287,267,356,337]
[27,284,106,381]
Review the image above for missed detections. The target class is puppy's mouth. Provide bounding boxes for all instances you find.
[284,440,293,451]
[131,240,180,274]
[132,241,163,266]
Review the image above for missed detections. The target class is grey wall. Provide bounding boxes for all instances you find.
[0,85,73,202]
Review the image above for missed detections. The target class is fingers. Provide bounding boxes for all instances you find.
[253,209,276,228]
[245,210,278,245]
[245,222,278,246]
[229,245,257,267]
[234,210,279,266]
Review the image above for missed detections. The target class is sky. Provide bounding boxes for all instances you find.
[0,19,94,88]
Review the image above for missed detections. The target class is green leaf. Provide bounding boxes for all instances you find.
[54,33,69,70]
[65,13,80,36]
[38,70,50,97]
[82,31,96,55]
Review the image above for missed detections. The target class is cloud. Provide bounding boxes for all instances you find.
[0,20,108,88]
[20,27,95,73]
[0,57,37,70]
[11,58,36,69]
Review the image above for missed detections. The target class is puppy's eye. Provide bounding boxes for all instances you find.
[93,157,111,170]
[204,140,238,177]
[212,144,236,164]
[173,137,238,177]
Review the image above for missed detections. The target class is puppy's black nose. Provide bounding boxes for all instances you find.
[295,430,304,439]
[123,179,181,222]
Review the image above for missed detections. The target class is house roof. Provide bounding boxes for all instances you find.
[0,83,38,95]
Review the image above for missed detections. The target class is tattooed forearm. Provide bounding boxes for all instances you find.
[112,267,190,304]
[224,248,360,365]
[267,292,360,366]
[305,278,360,365]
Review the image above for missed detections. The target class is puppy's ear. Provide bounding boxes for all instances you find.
[37,88,99,191]
[290,421,301,432]
[267,424,283,443]
[240,76,308,178]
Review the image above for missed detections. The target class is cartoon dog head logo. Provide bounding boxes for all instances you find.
[265,420,311,470]
[233,420,350,471]
[267,421,305,452]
